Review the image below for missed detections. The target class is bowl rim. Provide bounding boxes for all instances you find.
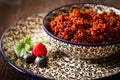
[0,3,120,80]
[42,3,120,46]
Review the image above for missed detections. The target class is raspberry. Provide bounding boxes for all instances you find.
[32,43,47,57]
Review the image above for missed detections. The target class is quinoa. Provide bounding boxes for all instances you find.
[48,8,120,44]
[1,4,120,80]
[1,13,120,80]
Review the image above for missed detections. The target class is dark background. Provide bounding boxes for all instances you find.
[0,0,120,80]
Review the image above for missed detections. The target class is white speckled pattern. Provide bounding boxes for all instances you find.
[44,3,120,59]
[48,36,120,59]
[1,4,120,80]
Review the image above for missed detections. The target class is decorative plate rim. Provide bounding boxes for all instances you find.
[0,3,120,80]
[0,16,51,80]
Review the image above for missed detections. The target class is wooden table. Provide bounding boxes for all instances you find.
[0,0,120,80]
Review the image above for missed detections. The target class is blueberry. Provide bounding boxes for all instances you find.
[23,52,35,63]
[35,56,47,67]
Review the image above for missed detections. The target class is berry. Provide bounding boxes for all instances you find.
[32,43,47,57]
[23,52,35,63]
[35,56,47,67]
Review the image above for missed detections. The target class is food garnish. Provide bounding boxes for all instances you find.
[32,43,47,57]
[35,56,48,67]
[13,35,48,67]
[23,52,35,63]
[13,35,32,57]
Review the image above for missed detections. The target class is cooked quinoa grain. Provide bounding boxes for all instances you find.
[1,13,120,80]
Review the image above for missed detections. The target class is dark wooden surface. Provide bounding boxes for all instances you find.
[0,0,120,80]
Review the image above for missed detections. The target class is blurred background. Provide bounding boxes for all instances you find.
[0,0,120,80]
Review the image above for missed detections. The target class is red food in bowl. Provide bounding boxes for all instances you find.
[48,8,120,44]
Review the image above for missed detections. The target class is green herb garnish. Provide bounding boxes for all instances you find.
[13,35,32,57]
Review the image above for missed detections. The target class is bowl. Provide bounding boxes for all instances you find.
[42,3,120,59]
[1,3,120,80]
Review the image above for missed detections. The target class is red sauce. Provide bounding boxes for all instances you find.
[48,8,120,44]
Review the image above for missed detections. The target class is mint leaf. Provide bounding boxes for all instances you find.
[24,35,32,44]
[13,35,32,58]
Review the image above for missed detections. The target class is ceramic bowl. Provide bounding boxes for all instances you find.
[42,3,120,59]
[1,3,120,80]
